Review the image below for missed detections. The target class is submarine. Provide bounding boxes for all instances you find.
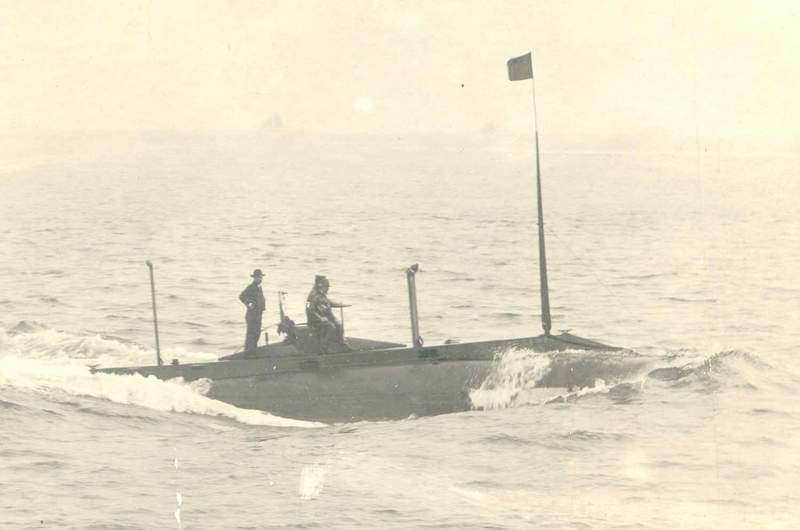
[94,52,650,422]
[96,262,647,422]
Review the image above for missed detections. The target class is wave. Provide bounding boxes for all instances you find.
[0,323,321,428]
[469,348,552,410]
[0,398,25,410]
[1,321,215,366]
[469,345,781,412]
[704,349,773,371]
[659,296,718,304]
[0,356,320,428]
[477,433,541,446]
[543,379,613,404]
[558,429,628,442]
[38,296,66,305]
[620,272,678,280]
[489,312,523,319]
[542,378,648,405]
[659,349,785,395]
[469,347,655,410]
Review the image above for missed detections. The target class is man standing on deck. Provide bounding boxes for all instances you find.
[239,269,266,355]
[305,275,347,353]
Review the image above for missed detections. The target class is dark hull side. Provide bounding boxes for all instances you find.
[96,333,648,422]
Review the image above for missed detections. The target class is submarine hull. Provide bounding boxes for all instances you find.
[96,333,647,422]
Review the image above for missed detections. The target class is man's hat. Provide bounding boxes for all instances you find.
[251,269,265,278]
[315,274,328,284]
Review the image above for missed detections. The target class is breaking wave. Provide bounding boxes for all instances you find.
[0,322,321,428]
[1,320,204,366]
[469,346,655,410]
[469,348,553,410]
[469,345,782,412]
[652,349,787,394]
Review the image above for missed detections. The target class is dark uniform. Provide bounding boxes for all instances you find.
[239,270,266,353]
[305,275,343,352]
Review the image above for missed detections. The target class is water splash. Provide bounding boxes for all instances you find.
[646,348,783,393]
[470,346,662,410]
[544,379,612,404]
[0,324,322,428]
[469,347,552,410]
[1,321,217,366]
[0,355,320,427]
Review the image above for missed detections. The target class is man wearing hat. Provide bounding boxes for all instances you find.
[239,269,267,355]
[305,275,347,353]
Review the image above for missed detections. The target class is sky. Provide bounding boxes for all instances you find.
[2,0,799,146]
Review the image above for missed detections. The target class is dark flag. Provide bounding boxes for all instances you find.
[507,52,533,81]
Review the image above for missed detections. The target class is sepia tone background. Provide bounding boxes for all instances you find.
[3,1,800,149]
[2,1,799,529]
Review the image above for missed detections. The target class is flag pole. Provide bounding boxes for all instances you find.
[146,260,164,366]
[530,55,552,336]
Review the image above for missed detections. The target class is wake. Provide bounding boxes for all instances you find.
[0,322,322,428]
[469,345,780,411]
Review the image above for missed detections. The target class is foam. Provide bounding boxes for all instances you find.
[1,322,217,366]
[0,355,321,427]
[469,347,552,410]
[0,324,322,428]
[544,379,613,404]
[470,346,655,410]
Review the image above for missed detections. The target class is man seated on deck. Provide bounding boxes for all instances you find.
[305,275,348,353]
[239,269,266,356]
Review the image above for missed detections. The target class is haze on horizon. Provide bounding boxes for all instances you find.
[2,1,799,151]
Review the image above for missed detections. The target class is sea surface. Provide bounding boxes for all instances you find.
[1,132,799,529]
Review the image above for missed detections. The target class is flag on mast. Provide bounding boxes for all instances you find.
[507,52,533,81]
[506,50,552,335]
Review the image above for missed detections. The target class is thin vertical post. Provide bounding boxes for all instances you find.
[530,59,552,335]
[406,264,422,348]
[146,260,163,366]
[339,306,345,341]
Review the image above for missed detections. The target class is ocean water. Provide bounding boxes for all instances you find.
[1,132,799,529]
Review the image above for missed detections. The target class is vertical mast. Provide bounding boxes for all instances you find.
[530,59,552,335]
[405,264,423,348]
[146,260,164,366]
